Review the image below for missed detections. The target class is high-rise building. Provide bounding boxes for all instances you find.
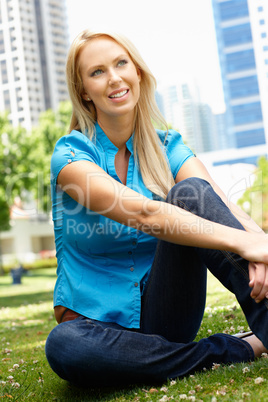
[156,82,217,153]
[212,0,268,149]
[0,0,69,130]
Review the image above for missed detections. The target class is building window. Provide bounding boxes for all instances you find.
[226,49,256,72]
[257,6,263,12]
[222,23,252,47]
[3,90,11,111]
[231,102,263,125]
[1,60,8,84]
[265,59,268,65]
[0,30,5,54]
[229,75,260,99]
[259,19,265,25]
[263,46,268,51]
[261,33,267,38]
[219,0,249,22]
[236,128,265,148]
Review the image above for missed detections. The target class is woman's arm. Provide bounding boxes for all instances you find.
[58,160,268,301]
[175,156,268,302]
[175,157,263,234]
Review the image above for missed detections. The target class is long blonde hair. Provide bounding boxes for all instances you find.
[66,29,175,198]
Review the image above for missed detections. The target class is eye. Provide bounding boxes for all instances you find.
[91,68,103,77]
[117,59,128,67]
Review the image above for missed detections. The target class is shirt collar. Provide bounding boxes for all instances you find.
[95,122,134,154]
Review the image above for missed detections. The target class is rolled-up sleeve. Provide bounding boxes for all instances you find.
[51,130,100,185]
[163,129,195,179]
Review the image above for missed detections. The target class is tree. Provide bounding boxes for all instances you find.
[31,101,72,213]
[0,112,33,274]
[0,101,72,273]
[237,156,268,232]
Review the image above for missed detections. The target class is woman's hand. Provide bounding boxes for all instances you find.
[248,262,268,303]
[235,233,268,302]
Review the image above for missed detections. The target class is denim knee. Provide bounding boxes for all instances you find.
[166,177,213,214]
[45,324,72,381]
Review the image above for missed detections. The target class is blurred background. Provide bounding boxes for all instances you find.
[0,0,267,273]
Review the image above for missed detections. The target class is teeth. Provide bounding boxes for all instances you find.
[110,90,128,98]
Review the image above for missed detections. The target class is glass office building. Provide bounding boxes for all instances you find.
[0,0,69,129]
[212,0,268,149]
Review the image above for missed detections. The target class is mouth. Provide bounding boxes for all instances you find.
[109,89,129,99]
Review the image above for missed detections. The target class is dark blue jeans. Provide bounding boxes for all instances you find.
[45,178,268,386]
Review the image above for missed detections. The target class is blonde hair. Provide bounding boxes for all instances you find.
[66,29,175,198]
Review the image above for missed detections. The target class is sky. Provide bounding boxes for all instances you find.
[65,0,225,113]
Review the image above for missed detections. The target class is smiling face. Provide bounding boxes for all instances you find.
[79,36,141,126]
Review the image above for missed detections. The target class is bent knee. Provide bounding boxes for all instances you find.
[166,177,211,206]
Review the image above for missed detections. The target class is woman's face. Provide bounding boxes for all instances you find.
[79,36,141,124]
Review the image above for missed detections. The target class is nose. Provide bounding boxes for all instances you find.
[108,69,122,86]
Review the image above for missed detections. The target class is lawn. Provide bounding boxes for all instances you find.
[0,268,268,401]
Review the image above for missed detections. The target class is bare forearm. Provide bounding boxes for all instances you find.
[135,200,250,254]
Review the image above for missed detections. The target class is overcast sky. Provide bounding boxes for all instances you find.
[65,0,225,113]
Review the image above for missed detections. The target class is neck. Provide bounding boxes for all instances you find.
[97,114,135,150]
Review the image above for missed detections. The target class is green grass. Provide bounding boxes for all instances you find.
[0,269,268,401]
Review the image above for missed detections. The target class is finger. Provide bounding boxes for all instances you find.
[250,263,266,302]
[248,262,256,288]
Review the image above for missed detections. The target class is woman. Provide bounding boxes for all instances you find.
[45,29,268,386]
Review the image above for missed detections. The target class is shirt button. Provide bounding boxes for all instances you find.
[128,251,132,255]
[130,267,134,272]
[132,241,136,246]
[134,282,138,287]
[68,159,72,163]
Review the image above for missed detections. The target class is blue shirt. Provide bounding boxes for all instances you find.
[51,123,194,328]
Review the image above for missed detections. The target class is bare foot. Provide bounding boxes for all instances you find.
[243,335,268,358]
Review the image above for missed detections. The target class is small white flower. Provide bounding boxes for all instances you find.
[179,395,187,400]
[261,352,268,358]
[7,375,14,380]
[33,360,38,364]
[19,359,25,364]
[22,369,27,373]
[212,363,221,370]
[159,396,169,402]
[13,364,19,369]
[254,377,264,384]
[12,382,20,388]
[189,390,195,395]
[170,380,176,386]
[8,368,14,372]
[242,367,250,373]
[160,386,168,392]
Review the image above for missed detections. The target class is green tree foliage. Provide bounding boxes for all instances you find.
[237,156,268,232]
[0,102,72,274]
[0,101,72,220]
[31,101,72,212]
[0,112,34,273]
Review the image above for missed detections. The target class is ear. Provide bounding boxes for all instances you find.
[137,68,141,82]
[82,92,91,101]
